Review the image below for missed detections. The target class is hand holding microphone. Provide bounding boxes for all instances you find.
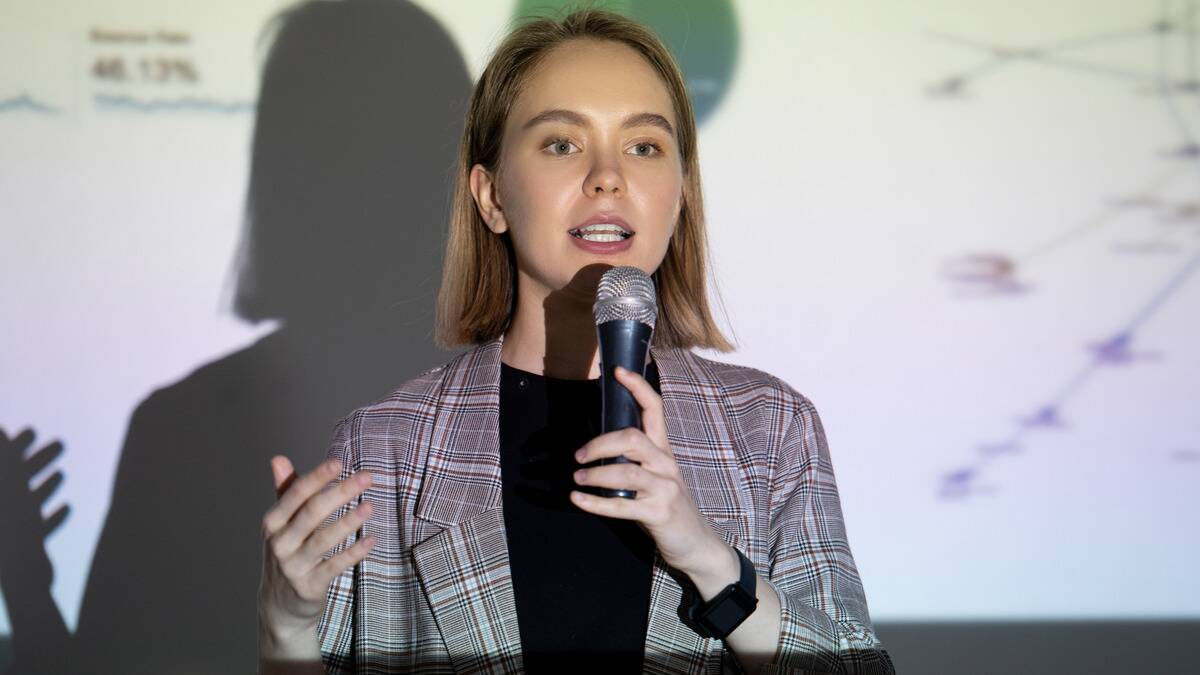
[572,267,734,582]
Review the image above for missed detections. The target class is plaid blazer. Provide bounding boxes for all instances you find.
[317,338,894,674]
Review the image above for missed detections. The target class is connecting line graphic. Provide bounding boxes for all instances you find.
[926,0,1200,145]
[941,167,1194,295]
[926,27,1195,96]
[938,2,1200,297]
[1158,2,1200,175]
[929,1,1200,498]
[940,250,1200,499]
[926,2,1200,136]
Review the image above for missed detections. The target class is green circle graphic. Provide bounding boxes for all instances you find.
[511,0,738,124]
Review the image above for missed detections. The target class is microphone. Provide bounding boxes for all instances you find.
[592,266,657,499]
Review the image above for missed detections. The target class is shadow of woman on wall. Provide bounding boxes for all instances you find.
[1,2,469,672]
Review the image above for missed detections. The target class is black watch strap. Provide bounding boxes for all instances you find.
[681,547,759,639]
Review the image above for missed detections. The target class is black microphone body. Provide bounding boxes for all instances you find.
[592,266,659,500]
[597,318,654,499]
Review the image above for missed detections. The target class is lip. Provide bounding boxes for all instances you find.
[569,232,634,254]
[567,212,635,255]
[568,213,634,235]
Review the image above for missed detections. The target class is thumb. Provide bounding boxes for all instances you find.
[270,455,295,497]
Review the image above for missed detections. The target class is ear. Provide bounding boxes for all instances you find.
[469,163,509,234]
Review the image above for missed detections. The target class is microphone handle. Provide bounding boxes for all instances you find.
[597,319,654,499]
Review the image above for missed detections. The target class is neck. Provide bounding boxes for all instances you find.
[502,285,601,380]
[500,266,652,380]
[508,261,672,379]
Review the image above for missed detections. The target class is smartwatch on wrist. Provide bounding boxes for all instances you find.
[681,547,759,639]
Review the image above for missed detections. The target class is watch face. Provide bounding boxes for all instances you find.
[699,586,759,638]
[684,548,760,639]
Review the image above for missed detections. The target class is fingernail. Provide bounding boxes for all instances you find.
[327,459,341,473]
[574,449,585,462]
[574,469,586,482]
[356,472,372,487]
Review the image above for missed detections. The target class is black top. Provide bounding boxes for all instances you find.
[498,361,660,672]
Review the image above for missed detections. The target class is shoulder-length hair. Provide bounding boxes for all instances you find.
[435,7,733,352]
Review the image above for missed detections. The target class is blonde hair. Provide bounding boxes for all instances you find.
[435,7,733,352]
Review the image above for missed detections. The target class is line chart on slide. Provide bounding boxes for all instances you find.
[928,1,1200,499]
[0,93,61,114]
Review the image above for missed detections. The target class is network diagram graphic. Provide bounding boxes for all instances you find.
[930,1,1200,499]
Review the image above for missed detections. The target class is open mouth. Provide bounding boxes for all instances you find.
[568,224,633,243]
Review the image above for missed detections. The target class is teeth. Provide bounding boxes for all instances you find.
[571,223,632,242]
[579,233,626,242]
[578,223,628,233]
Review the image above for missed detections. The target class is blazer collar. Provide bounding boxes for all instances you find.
[412,337,505,526]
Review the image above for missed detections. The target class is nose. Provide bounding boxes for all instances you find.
[583,155,626,197]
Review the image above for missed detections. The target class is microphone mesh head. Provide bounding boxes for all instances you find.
[593,266,657,328]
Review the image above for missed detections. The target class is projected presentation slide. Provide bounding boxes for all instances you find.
[2,0,1197,644]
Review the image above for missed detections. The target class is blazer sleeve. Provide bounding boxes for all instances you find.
[316,414,360,674]
[757,395,895,674]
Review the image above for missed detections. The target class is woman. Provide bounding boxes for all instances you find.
[258,9,894,674]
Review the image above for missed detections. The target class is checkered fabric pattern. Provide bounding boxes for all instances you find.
[317,338,894,674]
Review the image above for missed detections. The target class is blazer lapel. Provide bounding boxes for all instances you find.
[411,508,523,674]
[411,338,524,674]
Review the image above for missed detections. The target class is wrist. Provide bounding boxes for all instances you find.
[677,536,740,601]
[258,611,321,660]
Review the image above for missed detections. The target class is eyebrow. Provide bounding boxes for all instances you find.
[521,108,675,136]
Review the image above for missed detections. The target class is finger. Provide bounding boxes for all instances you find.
[312,533,376,589]
[569,489,645,521]
[272,469,372,559]
[573,462,655,493]
[575,427,668,472]
[42,503,70,537]
[270,455,296,497]
[24,440,64,481]
[297,500,374,573]
[614,366,668,445]
[264,458,341,534]
[10,428,36,455]
[31,470,64,507]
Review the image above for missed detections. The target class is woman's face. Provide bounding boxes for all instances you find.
[470,39,684,302]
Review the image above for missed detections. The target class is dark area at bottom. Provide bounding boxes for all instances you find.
[1,620,1197,673]
[874,620,1198,674]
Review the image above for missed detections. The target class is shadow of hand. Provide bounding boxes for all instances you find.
[0,426,72,674]
[0,427,69,582]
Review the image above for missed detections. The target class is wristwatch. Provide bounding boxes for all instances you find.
[681,546,759,639]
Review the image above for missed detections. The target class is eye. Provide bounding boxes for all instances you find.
[629,141,662,157]
[544,137,579,156]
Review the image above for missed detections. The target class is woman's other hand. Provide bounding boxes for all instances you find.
[257,455,375,660]
[570,367,739,599]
